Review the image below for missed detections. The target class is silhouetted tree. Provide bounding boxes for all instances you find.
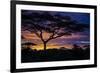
[83,45,90,50]
[72,44,81,50]
[22,10,89,50]
[22,42,36,49]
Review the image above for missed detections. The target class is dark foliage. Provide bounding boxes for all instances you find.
[21,45,90,63]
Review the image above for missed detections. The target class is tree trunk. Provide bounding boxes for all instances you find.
[43,42,47,50]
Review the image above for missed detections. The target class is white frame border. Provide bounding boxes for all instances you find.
[16,4,95,69]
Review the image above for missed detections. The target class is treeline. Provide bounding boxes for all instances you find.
[21,44,90,63]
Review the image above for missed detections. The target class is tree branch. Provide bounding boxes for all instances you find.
[45,31,55,42]
[40,30,45,42]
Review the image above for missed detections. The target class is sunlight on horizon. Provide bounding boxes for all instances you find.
[31,44,73,50]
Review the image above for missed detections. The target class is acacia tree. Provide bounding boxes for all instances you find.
[22,10,89,50]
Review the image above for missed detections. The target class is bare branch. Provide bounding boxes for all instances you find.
[40,30,45,42]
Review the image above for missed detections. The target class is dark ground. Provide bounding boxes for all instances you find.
[21,47,90,63]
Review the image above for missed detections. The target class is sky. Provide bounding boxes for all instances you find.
[21,10,90,50]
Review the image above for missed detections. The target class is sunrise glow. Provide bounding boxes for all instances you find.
[21,10,90,50]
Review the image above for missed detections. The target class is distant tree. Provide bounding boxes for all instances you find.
[83,45,90,50]
[72,44,84,57]
[22,10,89,50]
[22,42,36,49]
[59,47,67,50]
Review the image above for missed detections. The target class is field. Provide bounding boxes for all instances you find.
[21,46,90,63]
